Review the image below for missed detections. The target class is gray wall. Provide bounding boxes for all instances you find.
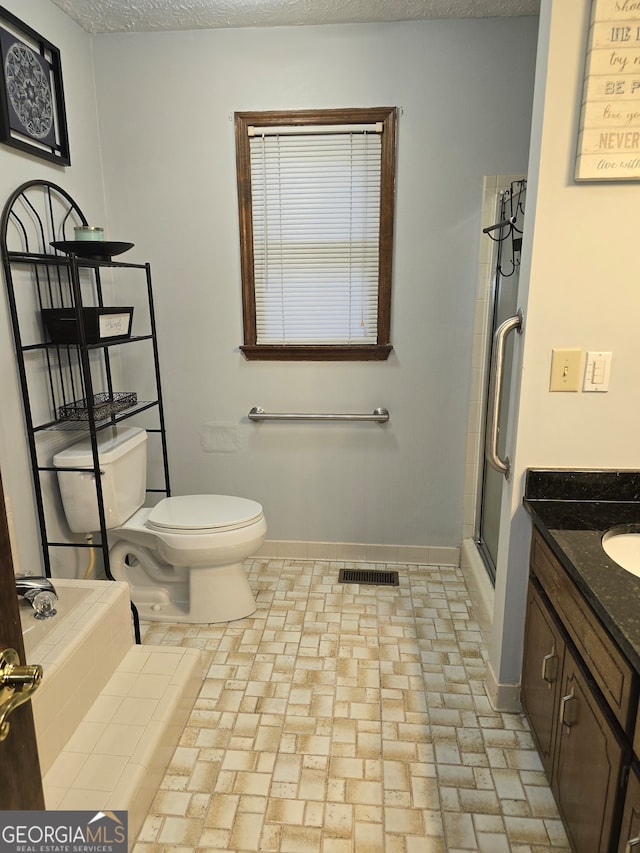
[91,17,538,549]
[0,0,106,575]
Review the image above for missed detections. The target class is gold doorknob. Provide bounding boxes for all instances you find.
[0,647,43,742]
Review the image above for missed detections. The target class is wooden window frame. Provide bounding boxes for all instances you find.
[234,107,396,361]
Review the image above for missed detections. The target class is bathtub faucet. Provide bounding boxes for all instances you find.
[15,575,58,619]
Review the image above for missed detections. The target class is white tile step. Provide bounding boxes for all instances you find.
[27,580,135,776]
[42,643,203,848]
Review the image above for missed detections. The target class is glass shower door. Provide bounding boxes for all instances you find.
[476,181,525,583]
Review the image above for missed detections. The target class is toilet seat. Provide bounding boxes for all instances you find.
[146,495,264,535]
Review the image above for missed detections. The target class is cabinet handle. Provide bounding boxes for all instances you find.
[560,689,577,730]
[626,839,640,852]
[541,648,557,685]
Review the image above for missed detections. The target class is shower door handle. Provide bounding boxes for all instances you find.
[485,309,523,480]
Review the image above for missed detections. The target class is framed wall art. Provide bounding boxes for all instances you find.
[0,6,70,166]
[576,0,640,181]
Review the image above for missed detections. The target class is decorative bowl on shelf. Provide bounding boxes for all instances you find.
[50,240,134,260]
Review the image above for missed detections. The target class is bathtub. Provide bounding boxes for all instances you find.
[20,578,203,849]
[20,579,135,775]
[22,583,94,655]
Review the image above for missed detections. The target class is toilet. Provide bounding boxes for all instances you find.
[52,426,266,623]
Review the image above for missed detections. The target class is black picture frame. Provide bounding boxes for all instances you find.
[0,6,69,166]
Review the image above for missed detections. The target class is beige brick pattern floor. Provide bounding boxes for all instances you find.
[133,559,571,852]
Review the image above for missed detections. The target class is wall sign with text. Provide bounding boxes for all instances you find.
[576,0,640,181]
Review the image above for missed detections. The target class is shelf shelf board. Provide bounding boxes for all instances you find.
[21,334,154,353]
[33,400,159,433]
[6,249,147,270]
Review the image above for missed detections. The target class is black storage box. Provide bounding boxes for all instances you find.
[42,307,134,344]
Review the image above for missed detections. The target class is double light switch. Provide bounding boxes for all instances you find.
[550,348,612,392]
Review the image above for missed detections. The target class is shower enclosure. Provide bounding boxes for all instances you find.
[475,179,526,582]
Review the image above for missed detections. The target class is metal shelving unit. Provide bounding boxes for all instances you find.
[1,180,171,641]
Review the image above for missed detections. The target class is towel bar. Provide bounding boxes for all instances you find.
[248,407,389,423]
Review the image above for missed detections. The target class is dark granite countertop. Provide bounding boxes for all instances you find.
[524,469,640,675]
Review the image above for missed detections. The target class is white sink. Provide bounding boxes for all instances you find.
[602,527,640,578]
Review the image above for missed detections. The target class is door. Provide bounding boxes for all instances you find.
[554,643,626,853]
[0,469,44,809]
[520,579,564,777]
[475,179,526,582]
[618,763,640,853]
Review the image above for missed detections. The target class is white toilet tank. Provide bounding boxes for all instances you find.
[53,426,147,533]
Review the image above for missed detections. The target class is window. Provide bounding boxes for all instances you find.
[234,107,397,360]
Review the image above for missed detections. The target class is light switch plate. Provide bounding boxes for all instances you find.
[550,348,581,392]
[583,351,612,392]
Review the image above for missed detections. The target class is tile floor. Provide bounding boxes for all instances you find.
[133,558,572,853]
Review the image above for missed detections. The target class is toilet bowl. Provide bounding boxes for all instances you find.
[109,495,266,622]
[53,427,266,624]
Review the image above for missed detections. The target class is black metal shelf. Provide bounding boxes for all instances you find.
[21,334,154,354]
[1,180,171,643]
[6,249,148,270]
[33,400,159,433]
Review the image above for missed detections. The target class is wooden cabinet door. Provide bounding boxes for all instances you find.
[521,579,564,777]
[531,530,636,733]
[554,643,626,853]
[618,763,640,853]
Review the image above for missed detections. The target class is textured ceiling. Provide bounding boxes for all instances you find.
[50,0,540,34]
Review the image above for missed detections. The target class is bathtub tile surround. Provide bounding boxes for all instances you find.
[22,579,204,846]
[23,580,133,775]
[45,643,202,837]
[134,558,570,852]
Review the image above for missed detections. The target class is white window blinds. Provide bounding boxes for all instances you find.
[249,125,382,345]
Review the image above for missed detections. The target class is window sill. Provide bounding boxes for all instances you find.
[240,344,393,361]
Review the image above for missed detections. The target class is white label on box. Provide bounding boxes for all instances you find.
[99,312,130,338]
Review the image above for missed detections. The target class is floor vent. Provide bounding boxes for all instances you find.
[338,569,399,586]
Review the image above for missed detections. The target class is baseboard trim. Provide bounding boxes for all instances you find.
[460,538,494,643]
[485,660,522,713]
[254,539,460,566]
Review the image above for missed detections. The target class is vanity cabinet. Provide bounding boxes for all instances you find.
[523,529,633,853]
[529,530,636,734]
[618,764,640,853]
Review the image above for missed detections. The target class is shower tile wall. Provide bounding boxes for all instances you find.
[134,558,570,852]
